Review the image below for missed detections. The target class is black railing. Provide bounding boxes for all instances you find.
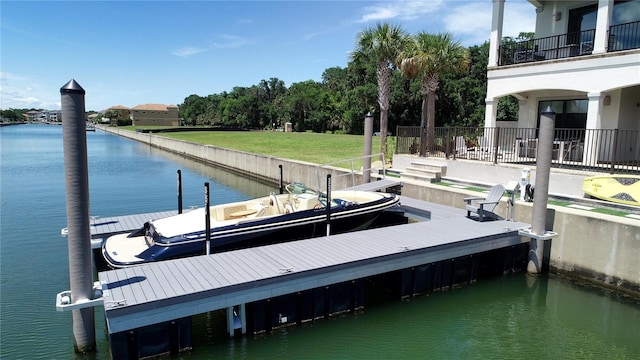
[609,21,640,52]
[499,29,596,65]
[498,21,640,66]
[395,126,640,174]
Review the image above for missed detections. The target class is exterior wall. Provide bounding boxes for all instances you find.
[131,106,180,127]
[619,86,640,130]
[400,179,640,297]
[486,52,640,99]
[100,126,640,297]
[533,1,594,39]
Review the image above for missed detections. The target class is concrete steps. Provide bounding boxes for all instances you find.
[400,161,447,183]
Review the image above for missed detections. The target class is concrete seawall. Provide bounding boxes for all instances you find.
[100,126,640,297]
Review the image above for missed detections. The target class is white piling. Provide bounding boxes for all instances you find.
[61,79,95,352]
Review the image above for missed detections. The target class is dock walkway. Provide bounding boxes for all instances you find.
[99,199,529,334]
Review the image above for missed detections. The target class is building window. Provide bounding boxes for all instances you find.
[538,99,588,130]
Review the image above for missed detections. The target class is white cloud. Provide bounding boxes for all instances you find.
[172,46,208,58]
[503,2,537,38]
[0,72,61,110]
[213,34,254,49]
[444,1,536,46]
[358,0,443,23]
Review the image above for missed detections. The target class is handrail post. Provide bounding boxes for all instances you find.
[445,127,450,159]
[493,127,500,164]
[204,182,211,255]
[278,164,284,194]
[610,129,618,174]
[177,170,183,214]
[325,175,332,236]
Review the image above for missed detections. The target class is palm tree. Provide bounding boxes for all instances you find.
[352,23,409,157]
[399,32,469,156]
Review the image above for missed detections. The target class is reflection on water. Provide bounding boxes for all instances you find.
[187,274,640,359]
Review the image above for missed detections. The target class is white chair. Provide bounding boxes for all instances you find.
[464,184,505,222]
[454,136,468,158]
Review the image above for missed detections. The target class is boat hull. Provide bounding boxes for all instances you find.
[582,175,640,206]
[102,192,401,268]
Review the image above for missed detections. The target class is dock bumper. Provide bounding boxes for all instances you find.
[55,281,104,311]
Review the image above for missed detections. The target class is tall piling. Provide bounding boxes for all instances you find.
[527,106,556,275]
[363,112,373,183]
[60,79,95,352]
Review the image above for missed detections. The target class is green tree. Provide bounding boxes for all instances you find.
[436,41,488,127]
[180,94,207,125]
[399,32,469,155]
[1,109,19,121]
[352,23,409,156]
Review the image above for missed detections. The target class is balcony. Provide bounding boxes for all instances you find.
[395,126,640,174]
[498,21,640,66]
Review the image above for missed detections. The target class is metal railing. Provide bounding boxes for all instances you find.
[498,21,640,66]
[316,153,386,192]
[395,126,640,174]
[609,21,640,52]
[499,29,596,65]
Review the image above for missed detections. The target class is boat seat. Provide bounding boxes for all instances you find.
[223,205,248,220]
[269,193,283,215]
[284,202,294,214]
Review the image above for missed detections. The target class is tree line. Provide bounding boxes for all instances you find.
[178,23,524,155]
[178,40,496,134]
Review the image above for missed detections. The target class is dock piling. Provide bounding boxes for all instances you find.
[363,112,373,183]
[525,106,557,275]
[60,79,95,353]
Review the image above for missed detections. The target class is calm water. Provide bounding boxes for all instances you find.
[1,124,639,359]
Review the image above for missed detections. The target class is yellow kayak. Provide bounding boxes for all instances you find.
[582,175,640,206]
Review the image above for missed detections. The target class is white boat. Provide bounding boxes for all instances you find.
[102,183,401,268]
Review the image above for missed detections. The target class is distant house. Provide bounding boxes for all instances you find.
[26,110,40,122]
[130,104,181,126]
[106,105,131,126]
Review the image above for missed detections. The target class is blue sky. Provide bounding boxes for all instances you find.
[1,1,535,112]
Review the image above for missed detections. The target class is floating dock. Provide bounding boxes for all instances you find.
[59,179,534,359]
[100,216,528,331]
[96,200,529,357]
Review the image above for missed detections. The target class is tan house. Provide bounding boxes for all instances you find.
[130,104,181,126]
[106,105,131,126]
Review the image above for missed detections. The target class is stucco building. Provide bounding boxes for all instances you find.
[486,0,639,166]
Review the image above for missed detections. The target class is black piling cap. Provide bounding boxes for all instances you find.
[60,79,86,95]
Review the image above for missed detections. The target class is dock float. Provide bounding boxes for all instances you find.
[99,212,529,358]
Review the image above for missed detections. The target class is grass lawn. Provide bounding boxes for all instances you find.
[120,126,389,167]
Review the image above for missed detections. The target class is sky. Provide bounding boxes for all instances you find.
[1,0,536,112]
